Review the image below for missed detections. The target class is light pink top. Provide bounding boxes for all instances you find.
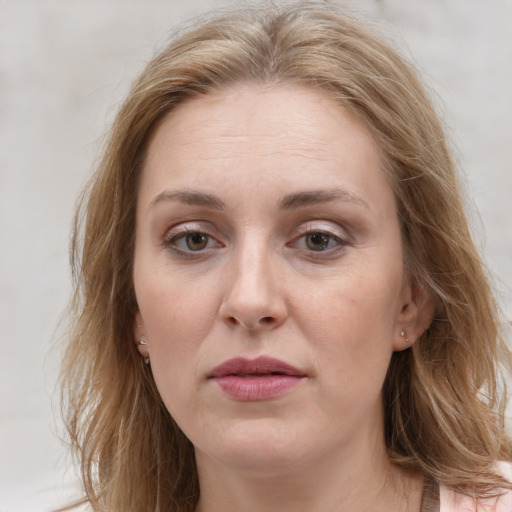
[440,462,512,512]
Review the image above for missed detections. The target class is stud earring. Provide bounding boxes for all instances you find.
[400,330,410,343]
[138,340,150,365]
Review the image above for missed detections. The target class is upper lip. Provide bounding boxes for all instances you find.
[208,356,306,378]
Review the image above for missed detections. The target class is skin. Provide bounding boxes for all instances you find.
[133,84,431,511]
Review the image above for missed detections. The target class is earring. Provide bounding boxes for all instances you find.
[138,340,150,365]
[400,330,410,343]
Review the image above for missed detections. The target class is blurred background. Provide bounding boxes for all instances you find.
[1,0,511,510]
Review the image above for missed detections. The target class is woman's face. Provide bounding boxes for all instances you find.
[133,84,418,475]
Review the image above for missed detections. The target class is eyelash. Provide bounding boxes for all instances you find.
[290,230,346,254]
[163,224,348,259]
[163,226,223,258]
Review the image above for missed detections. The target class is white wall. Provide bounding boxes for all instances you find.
[1,1,511,510]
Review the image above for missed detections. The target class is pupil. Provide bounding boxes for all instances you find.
[186,233,208,251]
[307,233,329,251]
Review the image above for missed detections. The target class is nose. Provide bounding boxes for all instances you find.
[219,241,288,331]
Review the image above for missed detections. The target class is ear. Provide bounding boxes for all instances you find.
[393,275,436,352]
[133,311,149,358]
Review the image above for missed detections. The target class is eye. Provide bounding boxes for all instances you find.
[289,226,347,256]
[181,232,210,251]
[304,232,340,251]
[164,228,222,255]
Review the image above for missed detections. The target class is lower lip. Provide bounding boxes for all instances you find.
[212,375,304,401]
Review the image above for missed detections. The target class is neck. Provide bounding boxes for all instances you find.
[194,434,424,512]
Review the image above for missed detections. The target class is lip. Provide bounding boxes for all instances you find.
[208,356,306,401]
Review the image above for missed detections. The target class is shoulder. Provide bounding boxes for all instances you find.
[440,462,512,512]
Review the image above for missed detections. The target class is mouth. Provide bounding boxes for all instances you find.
[209,356,306,378]
[208,356,306,401]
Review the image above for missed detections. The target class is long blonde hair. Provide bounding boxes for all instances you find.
[62,3,511,510]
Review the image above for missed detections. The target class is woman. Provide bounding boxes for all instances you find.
[61,3,512,511]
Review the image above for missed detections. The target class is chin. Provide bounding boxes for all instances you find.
[193,417,323,477]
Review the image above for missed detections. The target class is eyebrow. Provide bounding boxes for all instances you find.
[148,187,369,211]
[278,189,369,210]
[149,190,226,210]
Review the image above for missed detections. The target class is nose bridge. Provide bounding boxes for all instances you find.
[220,231,286,330]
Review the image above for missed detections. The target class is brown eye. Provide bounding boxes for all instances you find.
[165,230,221,255]
[287,227,346,256]
[306,233,332,251]
[185,232,209,251]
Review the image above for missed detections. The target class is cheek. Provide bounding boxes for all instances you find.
[140,295,208,422]
[297,262,402,344]
[295,261,402,385]
[136,259,218,341]
[134,266,218,404]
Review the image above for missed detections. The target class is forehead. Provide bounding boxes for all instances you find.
[147,83,381,159]
[139,84,392,214]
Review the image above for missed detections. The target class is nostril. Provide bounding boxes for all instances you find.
[227,316,274,329]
